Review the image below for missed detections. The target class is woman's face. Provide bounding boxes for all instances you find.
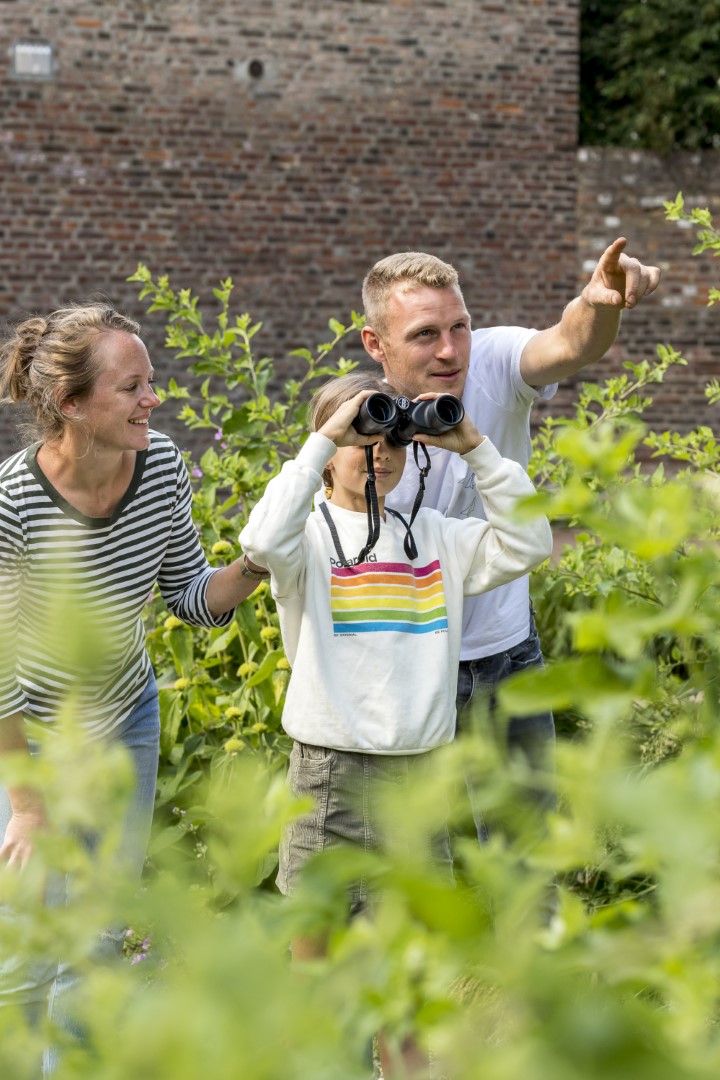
[67,331,161,452]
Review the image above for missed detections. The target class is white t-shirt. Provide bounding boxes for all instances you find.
[387,326,556,660]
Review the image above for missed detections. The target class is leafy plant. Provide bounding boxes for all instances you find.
[525,199,719,762]
[580,0,720,151]
[3,197,720,1080]
[126,266,362,878]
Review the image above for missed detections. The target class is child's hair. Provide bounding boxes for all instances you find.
[0,303,140,443]
[309,370,394,492]
[362,251,460,336]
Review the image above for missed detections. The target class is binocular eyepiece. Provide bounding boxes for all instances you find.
[352,392,465,448]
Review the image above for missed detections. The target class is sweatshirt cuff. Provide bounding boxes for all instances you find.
[295,431,337,474]
[461,436,504,475]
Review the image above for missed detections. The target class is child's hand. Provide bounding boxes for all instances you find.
[411,393,485,456]
[318,390,383,447]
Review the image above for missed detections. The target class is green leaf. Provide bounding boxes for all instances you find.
[205,622,239,658]
[245,649,283,687]
[159,689,184,758]
[499,655,657,723]
[147,824,185,856]
[234,600,263,649]
[164,625,194,676]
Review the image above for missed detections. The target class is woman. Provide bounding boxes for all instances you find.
[0,303,266,1067]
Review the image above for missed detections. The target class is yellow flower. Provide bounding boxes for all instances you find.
[276,657,290,671]
[237,661,259,678]
[192,672,211,685]
[224,707,243,720]
[173,677,191,691]
[211,540,233,556]
[250,722,268,734]
[224,737,245,754]
[260,626,279,642]
[164,615,183,630]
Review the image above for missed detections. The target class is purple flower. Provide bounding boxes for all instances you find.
[214,429,223,441]
[191,466,203,479]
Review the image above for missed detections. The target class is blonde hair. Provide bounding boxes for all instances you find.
[0,304,140,443]
[309,371,393,491]
[362,251,460,336]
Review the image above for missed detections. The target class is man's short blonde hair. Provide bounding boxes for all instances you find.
[362,252,460,336]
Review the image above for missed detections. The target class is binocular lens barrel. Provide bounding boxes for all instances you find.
[436,395,463,426]
[353,392,398,435]
[352,392,464,446]
[410,395,464,431]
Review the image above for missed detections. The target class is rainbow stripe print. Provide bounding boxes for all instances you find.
[330,559,448,635]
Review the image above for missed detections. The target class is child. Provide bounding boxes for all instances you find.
[239,371,552,1068]
[241,367,551,871]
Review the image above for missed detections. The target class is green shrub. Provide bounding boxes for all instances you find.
[126,267,362,878]
[132,198,720,880]
[2,197,720,1078]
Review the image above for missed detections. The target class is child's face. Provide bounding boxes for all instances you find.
[327,436,407,513]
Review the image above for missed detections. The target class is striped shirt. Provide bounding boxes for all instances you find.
[0,430,232,739]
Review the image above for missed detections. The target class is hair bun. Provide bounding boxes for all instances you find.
[0,315,48,403]
[16,315,49,352]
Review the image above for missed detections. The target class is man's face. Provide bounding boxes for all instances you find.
[362,284,472,400]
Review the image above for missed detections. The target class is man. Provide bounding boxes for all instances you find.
[360,238,661,837]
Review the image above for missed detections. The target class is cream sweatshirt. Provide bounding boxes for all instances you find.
[239,433,551,754]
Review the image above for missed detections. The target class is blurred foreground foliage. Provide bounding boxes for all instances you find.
[2,200,719,1076]
[3,669,720,1077]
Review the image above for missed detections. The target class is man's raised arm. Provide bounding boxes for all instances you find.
[520,237,661,388]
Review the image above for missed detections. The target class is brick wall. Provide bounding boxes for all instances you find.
[543,147,720,439]
[3,4,712,464]
[0,0,579,457]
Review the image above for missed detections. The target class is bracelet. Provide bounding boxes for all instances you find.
[240,554,270,581]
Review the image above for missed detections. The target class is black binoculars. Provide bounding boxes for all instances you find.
[352,392,465,448]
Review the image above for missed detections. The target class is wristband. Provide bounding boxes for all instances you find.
[240,554,270,581]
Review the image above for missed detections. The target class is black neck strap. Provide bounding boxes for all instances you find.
[319,445,382,568]
[358,445,382,562]
[319,501,350,567]
[320,442,431,566]
[385,442,430,559]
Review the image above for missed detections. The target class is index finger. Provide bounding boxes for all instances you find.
[597,236,628,271]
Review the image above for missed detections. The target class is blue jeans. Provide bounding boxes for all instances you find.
[456,610,555,842]
[0,669,160,1075]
